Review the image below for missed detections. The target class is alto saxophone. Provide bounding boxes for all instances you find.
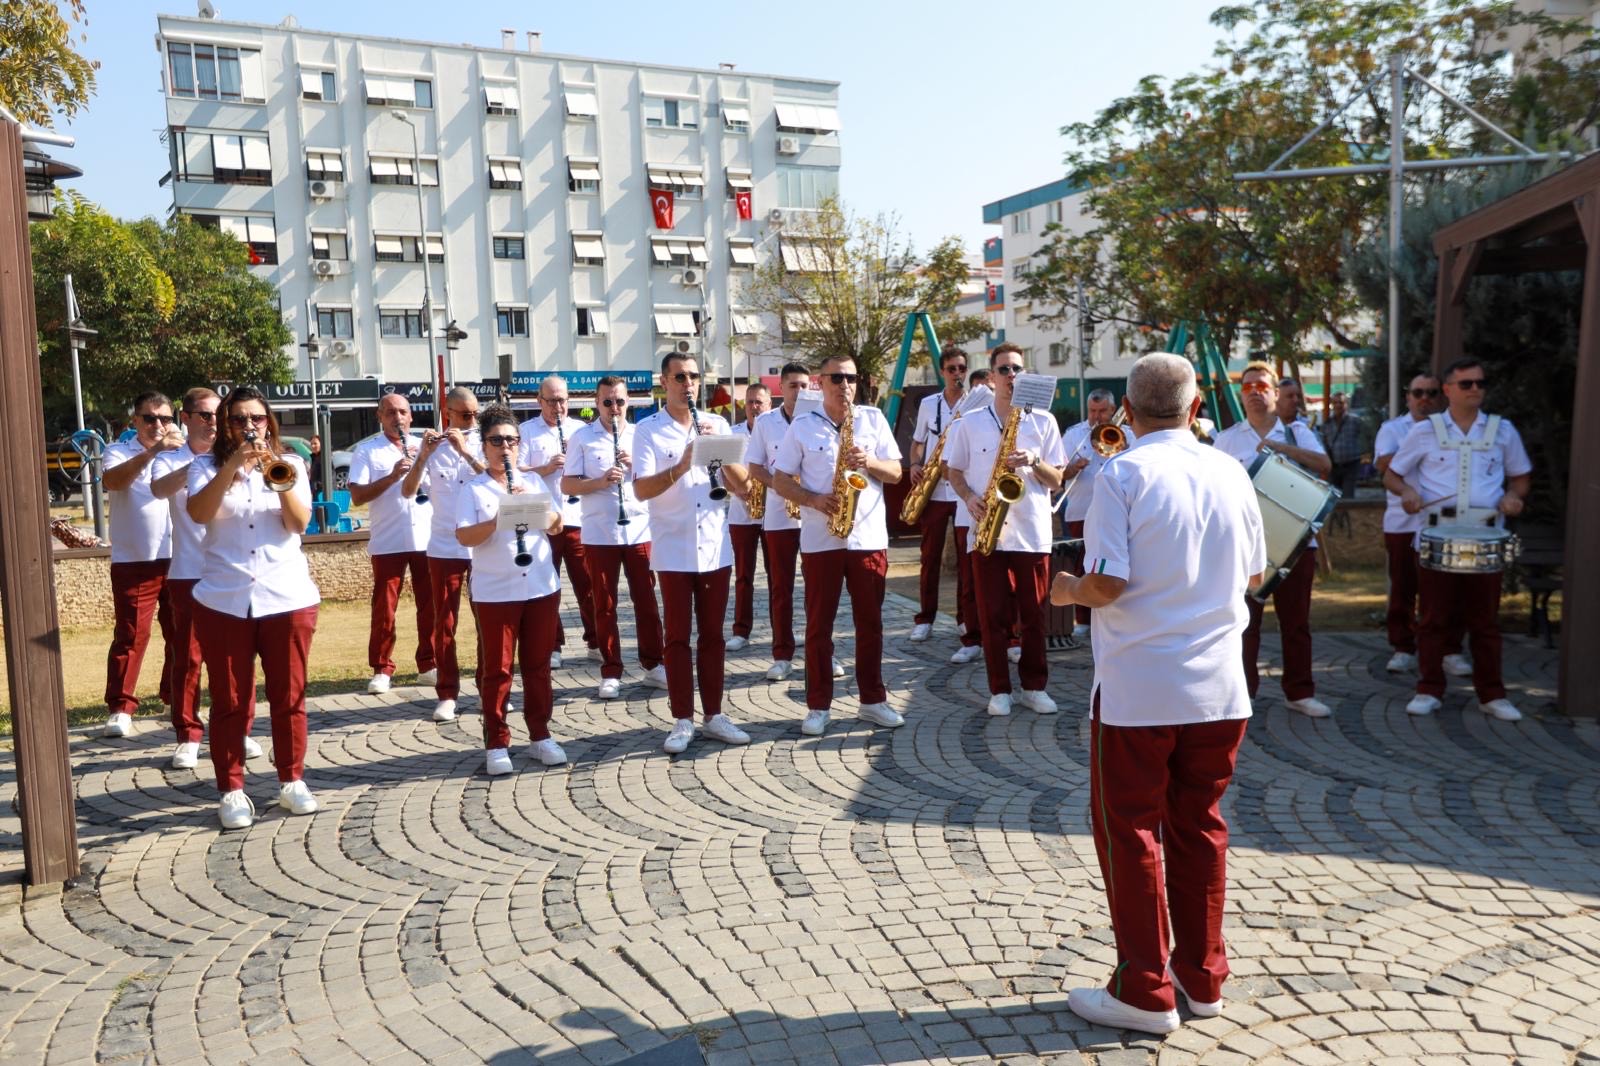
[746,471,768,521]
[824,407,869,540]
[900,414,959,525]
[973,406,1027,556]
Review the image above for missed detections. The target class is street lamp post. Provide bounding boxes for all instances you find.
[390,109,444,421]
[65,285,103,537]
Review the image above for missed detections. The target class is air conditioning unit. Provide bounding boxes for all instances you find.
[308,179,340,200]
[767,208,785,225]
[681,267,703,286]
[329,339,356,357]
[674,338,699,355]
[777,136,800,155]
[312,258,341,278]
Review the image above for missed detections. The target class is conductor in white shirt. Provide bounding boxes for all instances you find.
[1051,353,1266,1036]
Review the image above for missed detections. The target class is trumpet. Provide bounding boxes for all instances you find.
[504,453,534,567]
[244,432,298,493]
[688,397,728,501]
[611,417,631,526]
[824,407,869,540]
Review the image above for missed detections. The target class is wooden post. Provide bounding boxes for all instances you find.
[1322,358,1332,420]
[0,122,80,884]
[1560,194,1600,716]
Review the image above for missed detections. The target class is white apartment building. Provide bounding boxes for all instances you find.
[155,13,841,423]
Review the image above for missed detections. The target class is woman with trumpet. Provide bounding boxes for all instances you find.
[1057,389,1132,641]
[185,386,320,830]
[456,404,567,775]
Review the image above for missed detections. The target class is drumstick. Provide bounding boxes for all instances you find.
[1415,493,1457,511]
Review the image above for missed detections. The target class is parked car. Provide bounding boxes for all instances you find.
[330,428,426,492]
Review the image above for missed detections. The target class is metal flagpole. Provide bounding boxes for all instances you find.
[1388,54,1404,420]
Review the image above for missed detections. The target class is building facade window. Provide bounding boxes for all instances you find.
[1046,200,1065,224]
[379,309,426,338]
[1011,211,1031,235]
[497,306,530,337]
[305,149,344,182]
[175,131,271,185]
[575,308,610,337]
[364,75,431,108]
[370,155,438,186]
[572,232,606,265]
[316,306,354,338]
[776,165,839,210]
[493,236,525,260]
[374,234,443,263]
[774,102,842,135]
[652,309,702,336]
[644,97,698,129]
[1011,260,1028,281]
[311,230,348,260]
[483,84,517,115]
[488,158,523,189]
[187,213,278,265]
[567,158,600,193]
[728,239,757,267]
[564,88,599,118]
[723,106,751,133]
[166,42,264,102]
[1048,341,1067,366]
[300,70,336,101]
[649,237,708,268]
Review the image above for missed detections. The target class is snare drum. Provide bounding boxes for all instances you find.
[1247,451,1341,602]
[1418,525,1517,574]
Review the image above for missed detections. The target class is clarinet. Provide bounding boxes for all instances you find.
[504,453,533,567]
[688,396,728,501]
[407,437,429,505]
[611,415,631,526]
[555,419,578,504]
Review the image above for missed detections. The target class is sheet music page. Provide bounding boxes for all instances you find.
[497,493,550,532]
[692,435,750,466]
[1012,373,1058,411]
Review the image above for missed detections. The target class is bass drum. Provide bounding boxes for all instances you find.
[1418,525,1517,574]
[1248,450,1340,603]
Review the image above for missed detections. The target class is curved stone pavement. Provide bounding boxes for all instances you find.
[2,588,1598,1066]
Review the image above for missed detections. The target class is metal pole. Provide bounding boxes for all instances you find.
[1075,280,1088,421]
[1387,54,1404,420]
[64,275,95,525]
[396,112,443,426]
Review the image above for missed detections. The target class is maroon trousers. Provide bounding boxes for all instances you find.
[657,568,729,721]
[1243,548,1316,701]
[548,527,597,650]
[915,500,962,627]
[971,550,1048,694]
[476,594,560,748]
[952,527,986,648]
[1417,566,1506,702]
[194,601,317,793]
[1384,532,1421,653]
[763,528,801,662]
[1066,520,1092,627]
[800,549,889,711]
[164,578,205,742]
[105,559,175,713]
[729,523,769,639]
[428,557,472,700]
[369,551,435,677]
[1090,693,1248,1014]
[584,543,664,680]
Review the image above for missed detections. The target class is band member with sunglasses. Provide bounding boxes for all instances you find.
[100,391,182,739]
[726,383,772,654]
[1384,358,1532,721]
[769,356,904,737]
[906,348,970,645]
[519,376,599,668]
[405,387,487,722]
[1375,373,1446,673]
[633,355,753,754]
[944,344,1066,718]
[948,367,1000,665]
[559,376,666,699]
[1213,361,1334,719]
[348,394,436,695]
[744,363,812,681]
[457,406,568,774]
[186,388,320,830]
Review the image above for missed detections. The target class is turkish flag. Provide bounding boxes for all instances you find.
[247,244,263,265]
[651,189,675,230]
[735,189,753,221]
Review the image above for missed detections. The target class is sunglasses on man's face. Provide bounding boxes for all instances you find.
[447,407,476,419]
[1449,377,1488,390]
[484,434,520,448]
[1409,388,1441,399]
[993,365,1022,377]
[139,413,176,425]
[671,372,701,383]
[1240,381,1273,395]
[825,372,859,385]
[944,364,967,374]
[599,398,626,409]
[227,413,269,428]
[185,410,217,422]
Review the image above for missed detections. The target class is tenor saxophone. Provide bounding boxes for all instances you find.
[824,407,869,540]
[973,406,1026,556]
[746,475,767,520]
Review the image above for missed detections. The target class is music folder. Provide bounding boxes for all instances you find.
[497,492,550,532]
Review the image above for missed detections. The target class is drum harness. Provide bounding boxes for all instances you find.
[1426,412,1502,529]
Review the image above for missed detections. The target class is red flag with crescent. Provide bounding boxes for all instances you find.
[735,189,753,221]
[652,189,675,230]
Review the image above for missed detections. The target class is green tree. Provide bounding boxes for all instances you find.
[32,202,292,424]
[0,0,97,127]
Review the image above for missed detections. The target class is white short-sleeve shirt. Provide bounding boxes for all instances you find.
[1387,412,1531,525]
[187,454,320,618]
[1083,429,1266,726]
[103,439,173,564]
[727,423,760,526]
[632,408,735,573]
[423,431,482,561]
[152,445,206,580]
[456,471,560,603]
[347,433,432,556]
[1059,420,1139,524]
[564,420,650,547]
[746,408,802,533]
[772,405,901,554]
[911,391,962,504]
[1374,413,1427,535]
[941,406,1065,554]
[517,415,586,528]
[1213,418,1329,548]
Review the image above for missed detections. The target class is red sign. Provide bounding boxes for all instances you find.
[735,189,753,221]
[651,189,675,230]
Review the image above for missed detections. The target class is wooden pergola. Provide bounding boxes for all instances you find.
[1431,154,1600,717]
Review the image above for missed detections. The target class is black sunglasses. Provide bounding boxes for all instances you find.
[227,413,269,427]
[599,398,627,408]
[446,406,477,418]
[944,364,967,373]
[825,372,859,385]
[1450,378,1488,390]
[139,413,176,425]
[1408,387,1441,398]
[484,434,520,447]
[184,410,217,422]
[993,365,1023,376]
[671,372,702,383]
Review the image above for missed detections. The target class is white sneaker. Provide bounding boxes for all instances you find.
[170,741,200,769]
[1007,646,1022,664]
[644,664,670,689]
[366,673,391,694]
[950,645,982,665]
[1167,964,1223,1018]
[1285,697,1332,719]
[485,748,513,775]
[765,660,794,682]
[663,719,695,754]
[987,693,1013,717]
[858,702,904,728]
[242,735,264,760]
[1443,653,1473,677]
[433,699,457,722]
[597,678,622,699]
[1386,651,1417,673]
[416,668,438,686]
[1406,693,1442,716]
[1016,689,1058,715]
[800,709,830,736]
[909,623,932,643]
[1071,623,1091,641]
[586,645,602,660]
[831,657,846,679]
[1482,698,1523,722]
[529,738,568,766]
[277,780,318,816]
[726,635,750,652]
[104,712,133,738]
[218,790,255,830]
[703,714,751,745]
[550,651,563,669]
[1066,986,1180,1035]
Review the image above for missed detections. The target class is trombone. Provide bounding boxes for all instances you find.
[1052,408,1127,513]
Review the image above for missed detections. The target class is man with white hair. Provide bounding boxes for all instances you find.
[519,375,599,668]
[1051,353,1265,1036]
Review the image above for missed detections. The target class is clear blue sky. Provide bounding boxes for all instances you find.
[58,0,1225,255]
